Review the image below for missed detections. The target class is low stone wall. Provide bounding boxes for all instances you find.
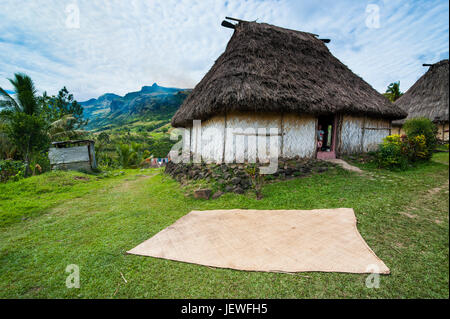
[165,157,335,195]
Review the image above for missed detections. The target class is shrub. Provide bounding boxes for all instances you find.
[0,160,27,182]
[32,151,51,173]
[116,144,135,168]
[407,134,428,161]
[376,133,431,170]
[97,152,115,168]
[376,135,409,170]
[403,118,437,160]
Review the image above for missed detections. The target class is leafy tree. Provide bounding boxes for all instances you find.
[5,112,49,175]
[131,142,143,157]
[94,132,111,163]
[48,114,87,141]
[41,86,87,129]
[116,144,135,168]
[147,135,176,158]
[383,81,404,102]
[0,74,49,174]
[0,120,17,159]
[98,132,111,144]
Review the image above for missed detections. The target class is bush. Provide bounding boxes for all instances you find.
[403,118,437,160]
[116,144,134,168]
[97,152,115,169]
[376,135,409,170]
[32,151,51,173]
[407,134,428,161]
[0,160,27,182]
[375,118,438,170]
[376,133,431,170]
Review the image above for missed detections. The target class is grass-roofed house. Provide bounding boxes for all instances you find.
[392,59,449,141]
[171,19,407,163]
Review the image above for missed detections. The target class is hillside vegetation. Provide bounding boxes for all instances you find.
[81,83,190,132]
[81,83,191,165]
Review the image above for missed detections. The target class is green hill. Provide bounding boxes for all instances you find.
[80,83,191,132]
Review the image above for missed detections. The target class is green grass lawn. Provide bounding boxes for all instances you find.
[432,151,449,165]
[0,170,140,227]
[0,154,448,298]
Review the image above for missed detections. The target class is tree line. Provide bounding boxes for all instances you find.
[1,73,177,181]
[0,73,86,176]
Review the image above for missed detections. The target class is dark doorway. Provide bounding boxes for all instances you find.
[317,115,337,160]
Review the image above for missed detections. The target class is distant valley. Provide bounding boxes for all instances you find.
[80,83,191,131]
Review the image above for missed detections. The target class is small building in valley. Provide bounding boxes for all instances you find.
[392,59,449,141]
[48,140,97,171]
[171,20,406,163]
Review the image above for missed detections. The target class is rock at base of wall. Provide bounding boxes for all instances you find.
[194,189,212,200]
[165,158,336,197]
[212,191,224,199]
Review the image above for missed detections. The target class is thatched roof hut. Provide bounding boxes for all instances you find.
[172,21,405,127]
[393,59,449,125]
[172,21,406,163]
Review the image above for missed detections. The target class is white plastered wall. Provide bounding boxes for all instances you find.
[282,113,316,158]
[362,117,391,152]
[188,112,317,163]
[340,115,391,154]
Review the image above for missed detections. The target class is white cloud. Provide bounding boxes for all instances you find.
[0,0,448,100]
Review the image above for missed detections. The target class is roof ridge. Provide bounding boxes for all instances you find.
[172,21,407,127]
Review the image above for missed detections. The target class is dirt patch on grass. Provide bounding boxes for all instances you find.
[399,212,417,219]
[325,158,363,173]
[74,176,90,181]
[428,184,448,196]
[398,182,449,222]
[394,242,406,249]
[27,286,42,294]
[115,173,156,192]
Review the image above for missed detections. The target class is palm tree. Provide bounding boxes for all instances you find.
[0,74,45,175]
[116,144,136,168]
[0,73,39,115]
[48,114,86,141]
[384,81,404,102]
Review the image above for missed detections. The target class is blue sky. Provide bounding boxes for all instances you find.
[0,0,448,101]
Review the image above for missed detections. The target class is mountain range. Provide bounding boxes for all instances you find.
[80,83,191,131]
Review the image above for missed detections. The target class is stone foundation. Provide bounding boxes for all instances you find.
[165,158,335,195]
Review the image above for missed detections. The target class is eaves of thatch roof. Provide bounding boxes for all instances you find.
[393,59,449,125]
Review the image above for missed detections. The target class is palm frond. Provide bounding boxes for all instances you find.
[48,114,87,141]
[8,73,39,115]
[0,87,20,112]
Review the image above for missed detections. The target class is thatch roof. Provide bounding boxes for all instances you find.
[172,21,406,127]
[393,59,449,125]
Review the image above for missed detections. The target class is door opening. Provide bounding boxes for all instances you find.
[317,115,337,160]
